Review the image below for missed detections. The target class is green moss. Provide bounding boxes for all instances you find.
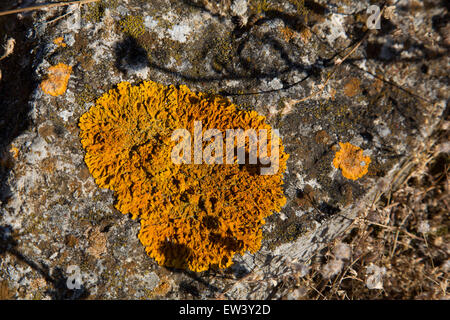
[249,0,309,18]
[119,15,146,39]
[212,34,234,69]
[83,1,105,23]
[82,0,120,23]
[255,0,272,14]
[32,291,45,300]
[288,0,309,17]
[75,84,97,107]
[107,0,119,9]
[435,226,448,237]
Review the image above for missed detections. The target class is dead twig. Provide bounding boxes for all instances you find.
[360,218,422,241]
[0,0,99,17]
[42,7,78,25]
[390,210,412,258]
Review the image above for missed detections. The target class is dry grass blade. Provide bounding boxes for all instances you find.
[0,38,15,61]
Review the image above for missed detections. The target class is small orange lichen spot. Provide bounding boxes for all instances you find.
[40,63,72,96]
[343,77,361,97]
[279,25,295,42]
[10,147,19,159]
[333,142,371,180]
[299,28,312,44]
[370,77,383,94]
[79,81,289,272]
[53,37,67,47]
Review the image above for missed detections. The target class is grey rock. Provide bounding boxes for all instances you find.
[0,0,447,299]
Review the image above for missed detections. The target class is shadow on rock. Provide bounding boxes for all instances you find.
[0,7,42,205]
[0,225,89,300]
[114,35,150,77]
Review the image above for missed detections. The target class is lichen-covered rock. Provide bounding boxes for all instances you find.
[0,0,447,299]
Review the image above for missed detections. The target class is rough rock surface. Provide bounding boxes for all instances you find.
[0,0,447,299]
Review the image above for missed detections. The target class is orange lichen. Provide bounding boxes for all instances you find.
[79,81,289,272]
[40,63,72,96]
[10,147,19,159]
[315,130,331,145]
[333,142,371,180]
[343,78,361,97]
[299,28,312,43]
[279,25,296,42]
[53,37,67,47]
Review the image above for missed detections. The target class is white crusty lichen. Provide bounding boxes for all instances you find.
[231,0,248,16]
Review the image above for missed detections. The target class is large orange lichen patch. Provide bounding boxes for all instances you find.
[40,63,72,96]
[333,142,371,180]
[79,81,289,272]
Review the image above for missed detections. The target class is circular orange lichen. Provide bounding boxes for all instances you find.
[333,142,371,180]
[79,81,289,272]
[343,77,361,97]
[40,63,72,96]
